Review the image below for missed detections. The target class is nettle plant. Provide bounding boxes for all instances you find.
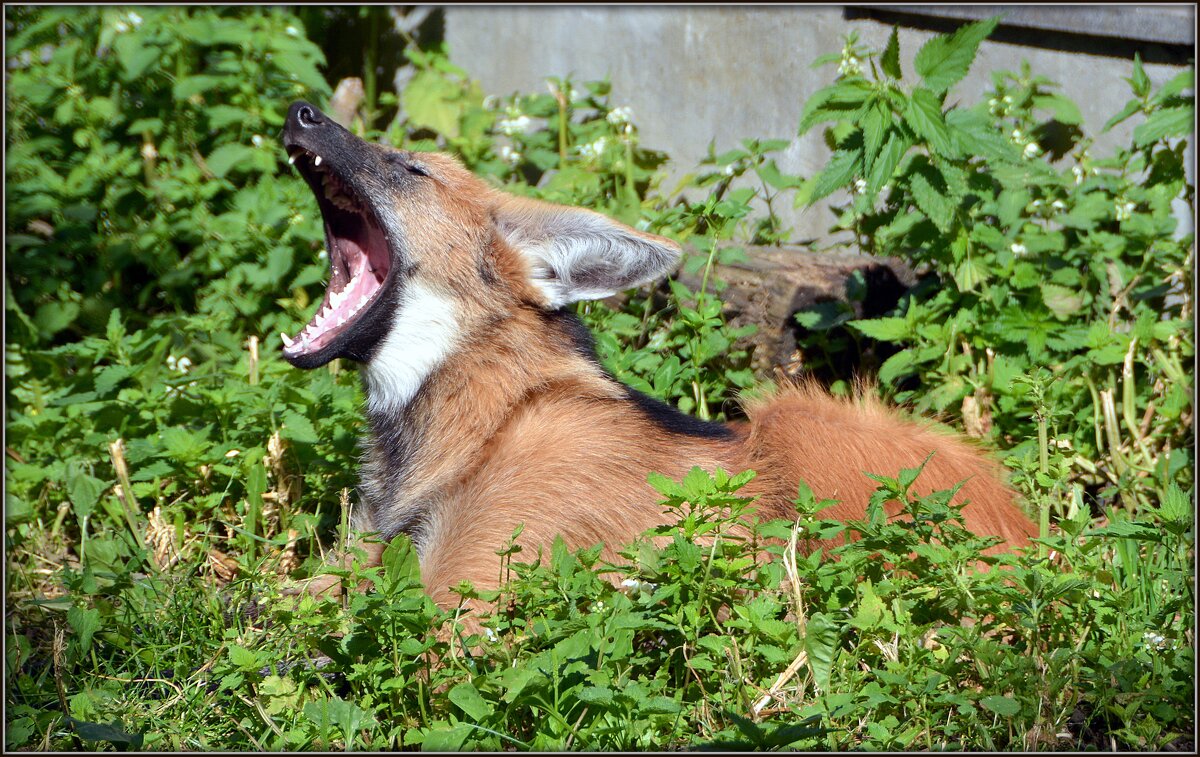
[794,18,1195,511]
[6,6,332,343]
[5,7,360,606]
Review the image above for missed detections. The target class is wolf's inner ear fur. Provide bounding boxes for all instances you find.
[493,196,682,308]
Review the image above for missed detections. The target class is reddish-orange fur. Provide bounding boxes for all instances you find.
[296,142,1037,618]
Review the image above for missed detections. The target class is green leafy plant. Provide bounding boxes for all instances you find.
[793,18,1194,515]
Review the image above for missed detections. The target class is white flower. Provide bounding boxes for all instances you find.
[1031,199,1043,210]
[1143,631,1168,650]
[166,355,177,371]
[482,95,498,109]
[579,137,608,160]
[1003,95,1013,104]
[606,106,632,126]
[620,578,658,594]
[127,11,143,27]
[225,449,241,458]
[497,114,532,136]
[498,144,521,166]
[251,134,264,148]
[1072,165,1086,185]
[722,163,736,177]
[177,356,192,373]
[484,628,498,642]
[567,86,582,104]
[1115,199,1135,222]
[1011,128,1023,142]
[1023,142,1042,159]
[114,20,129,33]
[852,178,867,194]
[1011,242,1028,257]
[1051,199,1066,211]
[290,213,304,226]
[285,25,299,37]
[317,248,328,260]
[141,142,158,161]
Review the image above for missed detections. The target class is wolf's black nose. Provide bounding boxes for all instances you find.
[287,101,325,129]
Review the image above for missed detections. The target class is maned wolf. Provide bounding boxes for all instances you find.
[278,101,1036,611]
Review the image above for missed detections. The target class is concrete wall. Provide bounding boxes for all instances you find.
[437,5,1194,242]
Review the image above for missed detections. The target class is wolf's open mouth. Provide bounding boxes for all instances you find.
[282,146,392,357]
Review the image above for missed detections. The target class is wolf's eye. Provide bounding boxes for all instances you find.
[385,151,428,177]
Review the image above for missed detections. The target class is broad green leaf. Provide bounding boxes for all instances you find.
[66,718,144,750]
[797,80,874,134]
[879,348,917,385]
[67,606,101,655]
[1033,93,1082,125]
[113,34,159,80]
[980,694,1021,716]
[804,148,861,205]
[382,533,421,585]
[228,645,263,671]
[34,300,80,338]
[913,16,999,93]
[577,685,614,705]
[861,100,888,174]
[640,695,682,714]
[804,612,839,693]
[848,316,909,342]
[1130,53,1151,98]
[1152,68,1194,105]
[403,69,464,139]
[904,88,956,157]
[867,132,908,196]
[1040,283,1084,319]
[1133,105,1194,147]
[1102,99,1142,133]
[303,696,376,742]
[280,410,318,445]
[172,75,224,101]
[207,105,253,130]
[94,364,136,396]
[953,257,990,292]
[908,164,956,233]
[448,682,493,721]
[205,144,258,179]
[67,471,104,521]
[881,27,901,79]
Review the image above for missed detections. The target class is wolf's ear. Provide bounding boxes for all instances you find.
[493,196,681,308]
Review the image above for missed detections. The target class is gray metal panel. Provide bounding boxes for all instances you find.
[866,5,1195,45]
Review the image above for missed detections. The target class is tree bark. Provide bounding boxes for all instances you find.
[671,245,920,374]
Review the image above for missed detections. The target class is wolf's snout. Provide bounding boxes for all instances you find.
[287,100,326,130]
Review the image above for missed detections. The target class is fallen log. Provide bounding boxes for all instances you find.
[671,245,920,374]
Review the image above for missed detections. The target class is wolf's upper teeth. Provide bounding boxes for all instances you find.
[314,155,322,166]
[280,331,294,348]
[288,154,297,166]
